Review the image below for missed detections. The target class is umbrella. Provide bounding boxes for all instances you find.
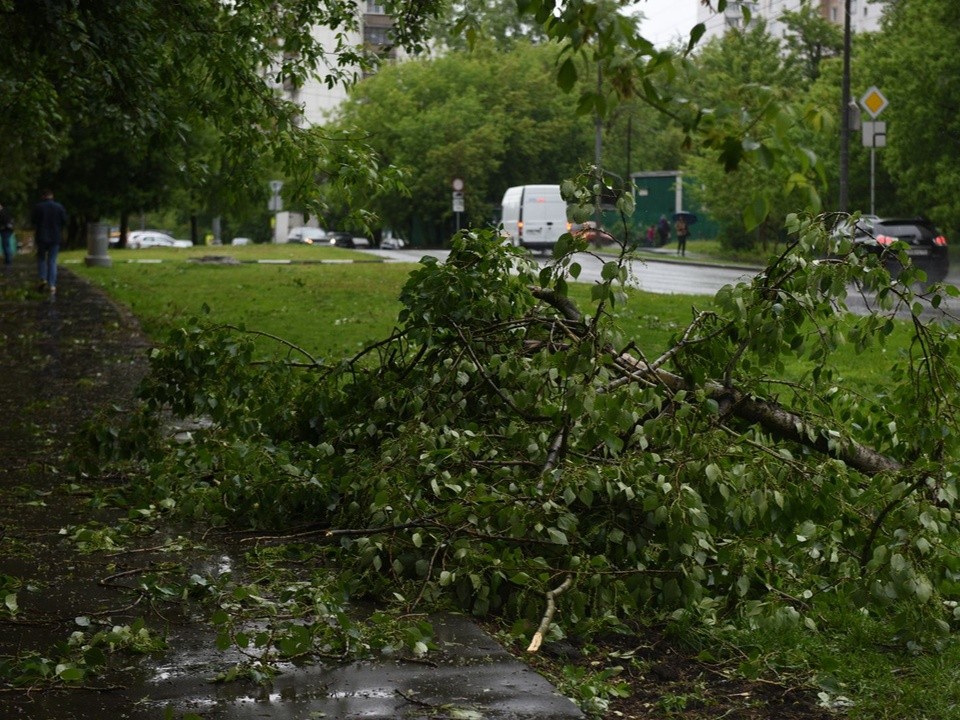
[673,211,698,225]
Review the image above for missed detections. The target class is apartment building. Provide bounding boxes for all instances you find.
[272,1,400,240]
[283,0,399,127]
[696,0,884,44]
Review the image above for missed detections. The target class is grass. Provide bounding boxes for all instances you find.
[725,605,960,719]
[66,245,715,360]
[64,244,913,390]
[66,248,406,359]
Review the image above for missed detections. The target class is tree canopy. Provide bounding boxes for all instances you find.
[866,0,960,233]
[328,41,596,241]
[0,0,441,227]
[85,220,960,671]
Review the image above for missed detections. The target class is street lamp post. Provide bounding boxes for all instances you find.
[838,0,852,213]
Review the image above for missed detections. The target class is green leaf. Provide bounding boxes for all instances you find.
[686,23,706,53]
[557,58,578,92]
[547,527,568,545]
[57,666,85,682]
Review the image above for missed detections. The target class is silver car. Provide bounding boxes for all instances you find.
[127,231,192,249]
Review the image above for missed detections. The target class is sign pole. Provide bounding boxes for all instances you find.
[269,180,284,243]
[451,178,465,235]
[859,87,888,218]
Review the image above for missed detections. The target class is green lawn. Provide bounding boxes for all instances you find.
[64,245,912,390]
[66,248,406,360]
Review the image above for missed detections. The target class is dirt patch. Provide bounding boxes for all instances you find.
[601,628,830,719]
[519,624,835,720]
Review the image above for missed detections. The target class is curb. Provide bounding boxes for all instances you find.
[63,257,388,266]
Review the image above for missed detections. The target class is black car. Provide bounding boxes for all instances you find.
[845,216,949,283]
[328,231,355,248]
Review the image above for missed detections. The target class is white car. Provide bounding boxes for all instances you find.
[231,237,251,246]
[380,236,406,249]
[287,226,327,244]
[127,231,192,249]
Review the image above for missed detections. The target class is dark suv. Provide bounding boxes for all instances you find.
[842,216,949,283]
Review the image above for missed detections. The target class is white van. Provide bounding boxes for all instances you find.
[500,185,570,251]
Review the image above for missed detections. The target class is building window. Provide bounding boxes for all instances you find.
[364,26,390,47]
[366,0,386,14]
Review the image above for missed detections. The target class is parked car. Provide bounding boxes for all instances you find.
[287,226,327,244]
[837,216,949,283]
[572,221,615,246]
[328,231,355,248]
[231,237,251,246]
[380,235,406,250]
[127,231,192,249]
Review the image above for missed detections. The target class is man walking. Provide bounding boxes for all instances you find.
[675,216,689,257]
[31,189,67,295]
[0,202,14,266]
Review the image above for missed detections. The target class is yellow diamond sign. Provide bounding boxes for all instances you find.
[860,86,888,118]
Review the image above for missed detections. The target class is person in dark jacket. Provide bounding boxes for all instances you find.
[0,203,14,266]
[31,189,67,294]
[656,215,670,247]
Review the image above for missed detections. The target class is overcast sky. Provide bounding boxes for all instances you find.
[635,0,701,48]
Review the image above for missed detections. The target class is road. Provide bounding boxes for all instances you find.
[363,247,755,296]
[362,246,960,320]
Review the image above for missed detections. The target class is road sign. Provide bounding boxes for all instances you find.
[452,191,464,213]
[862,121,886,148]
[269,179,283,212]
[452,178,464,191]
[860,86,888,119]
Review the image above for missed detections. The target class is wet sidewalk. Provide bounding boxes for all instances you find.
[0,260,583,720]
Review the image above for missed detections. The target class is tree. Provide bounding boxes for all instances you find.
[428,0,549,51]
[0,0,444,219]
[91,220,960,659]
[780,0,844,83]
[866,0,960,233]
[329,42,594,243]
[678,21,827,248]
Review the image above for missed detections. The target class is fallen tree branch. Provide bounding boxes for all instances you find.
[527,575,574,653]
[612,350,902,476]
[532,281,904,476]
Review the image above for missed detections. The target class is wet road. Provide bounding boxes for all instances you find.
[366,247,754,295]
[364,247,960,318]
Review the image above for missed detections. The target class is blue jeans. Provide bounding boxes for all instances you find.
[37,242,59,287]
[0,231,12,265]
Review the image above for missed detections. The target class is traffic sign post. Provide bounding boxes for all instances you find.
[269,180,284,242]
[452,178,464,232]
[269,180,284,212]
[860,86,888,119]
[859,89,888,216]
